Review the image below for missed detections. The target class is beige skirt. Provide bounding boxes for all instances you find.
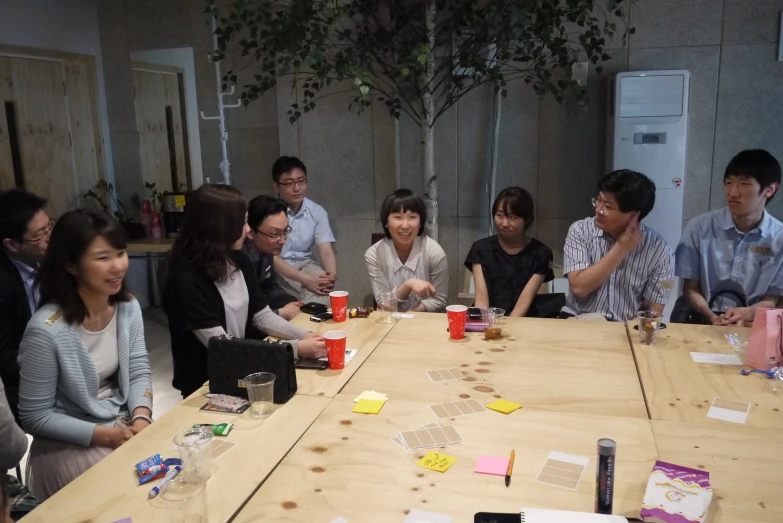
[26,417,128,501]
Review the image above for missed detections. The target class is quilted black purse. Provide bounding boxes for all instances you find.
[207,334,297,404]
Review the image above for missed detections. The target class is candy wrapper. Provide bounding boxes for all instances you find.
[641,461,712,523]
[349,307,372,318]
[192,423,233,436]
[135,455,183,485]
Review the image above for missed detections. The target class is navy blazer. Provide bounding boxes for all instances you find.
[0,250,32,421]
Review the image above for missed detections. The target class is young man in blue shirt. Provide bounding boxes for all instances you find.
[675,149,783,325]
[270,156,337,306]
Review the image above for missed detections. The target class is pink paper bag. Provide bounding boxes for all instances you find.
[747,308,783,370]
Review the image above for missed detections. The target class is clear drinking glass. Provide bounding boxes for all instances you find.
[377,291,399,324]
[174,427,213,481]
[161,474,207,523]
[244,372,276,419]
[637,310,662,345]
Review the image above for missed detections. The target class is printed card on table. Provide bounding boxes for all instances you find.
[429,399,486,419]
[535,451,589,490]
[690,352,743,365]
[393,424,463,451]
[426,368,466,382]
[707,397,750,424]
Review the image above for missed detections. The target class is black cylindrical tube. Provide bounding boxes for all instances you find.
[595,438,616,514]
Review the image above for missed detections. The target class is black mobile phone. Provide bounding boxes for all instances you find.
[295,358,329,370]
[301,302,328,315]
[474,513,519,523]
[310,311,333,323]
[467,307,483,319]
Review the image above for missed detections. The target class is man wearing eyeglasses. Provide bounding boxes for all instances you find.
[242,195,302,320]
[270,156,337,306]
[0,189,52,420]
[560,170,675,321]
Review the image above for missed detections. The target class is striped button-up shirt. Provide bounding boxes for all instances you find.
[562,217,675,321]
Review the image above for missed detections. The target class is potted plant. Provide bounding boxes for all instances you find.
[83,180,146,239]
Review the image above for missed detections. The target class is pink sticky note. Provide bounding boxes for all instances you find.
[111,519,132,523]
[474,455,510,476]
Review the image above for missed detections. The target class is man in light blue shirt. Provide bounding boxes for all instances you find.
[270,156,337,305]
[675,149,783,324]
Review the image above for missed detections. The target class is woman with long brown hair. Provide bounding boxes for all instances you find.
[163,184,326,398]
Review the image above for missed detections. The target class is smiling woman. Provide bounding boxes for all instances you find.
[17,209,153,501]
[365,189,449,313]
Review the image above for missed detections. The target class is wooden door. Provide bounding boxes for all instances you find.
[132,66,187,193]
[0,56,75,215]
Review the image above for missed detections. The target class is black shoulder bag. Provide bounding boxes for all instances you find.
[207,334,297,404]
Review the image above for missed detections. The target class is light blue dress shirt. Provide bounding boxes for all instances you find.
[280,197,335,265]
[675,207,783,310]
[9,257,39,314]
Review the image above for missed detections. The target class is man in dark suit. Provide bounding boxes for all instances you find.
[0,189,51,421]
[241,195,302,320]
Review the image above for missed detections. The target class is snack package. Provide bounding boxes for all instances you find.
[349,307,372,318]
[206,394,249,413]
[135,455,183,485]
[641,461,712,523]
[192,423,233,436]
[135,454,163,476]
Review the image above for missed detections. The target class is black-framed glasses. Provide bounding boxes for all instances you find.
[277,177,308,189]
[23,219,56,244]
[256,225,292,242]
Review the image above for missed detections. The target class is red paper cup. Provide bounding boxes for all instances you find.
[329,291,349,323]
[446,305,468,340]
[323,330,347,370]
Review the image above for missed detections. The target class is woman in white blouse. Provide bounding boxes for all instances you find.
[365,189,448,312]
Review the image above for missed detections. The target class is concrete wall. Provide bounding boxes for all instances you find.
[97,0,783,304]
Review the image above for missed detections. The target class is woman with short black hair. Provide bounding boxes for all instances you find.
[365,189,448,312]
[18,209,152,500]
[163,184,326,398]
[465,187,554,317]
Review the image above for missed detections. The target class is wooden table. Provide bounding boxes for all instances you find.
[22,388,329,523]
[233,395,658,523]
[126,237,175,253]
[629,322,783,428]
[287,312,396,398]
[342,314,649,420]
[652,420,783,523]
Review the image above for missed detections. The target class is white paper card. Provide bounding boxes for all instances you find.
[329,519,350,523]
[403,508,453,523]
[690,352,743,365]
[393,313,415,318]
[353,390,389,403]
[319,349,357,364]
[707,397,750,424]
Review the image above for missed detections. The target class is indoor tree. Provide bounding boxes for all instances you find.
[207,0,631,239]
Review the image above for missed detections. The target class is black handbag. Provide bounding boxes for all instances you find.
[207,334,297,404]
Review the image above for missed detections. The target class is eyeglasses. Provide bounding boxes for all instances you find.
[277,178,308,189]
[256,225,292,242]
[591,197,620,216]
[23,219,56,244]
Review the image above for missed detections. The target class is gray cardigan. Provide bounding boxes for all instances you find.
[0,376,27,471]
[17,299,153,447]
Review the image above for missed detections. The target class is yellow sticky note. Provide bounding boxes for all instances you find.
[174,195,186,207]
[352,399,385,414]
[486,399,523,414]
[417,451,457,473]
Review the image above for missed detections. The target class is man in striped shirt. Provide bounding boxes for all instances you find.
[560,170,675,322]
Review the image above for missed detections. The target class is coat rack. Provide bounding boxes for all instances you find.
[200,16,242,185]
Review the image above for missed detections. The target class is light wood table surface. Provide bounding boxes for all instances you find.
[126,237,175,253]
[233,394,658,523]
[22,388,329,523]
[287,311,396,398]
[652,420,783,523]
[629,322,783,428]
[341,313,649,420]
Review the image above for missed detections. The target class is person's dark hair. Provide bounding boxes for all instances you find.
[0,189,47,244]
[597,169,657,220]
[724,149,782,204]
[248,195,288,230]
[380,189,427,239]
[171,184,247,282]
[271,156,308,184]
[492,187,535,231]
[36,209,131,324]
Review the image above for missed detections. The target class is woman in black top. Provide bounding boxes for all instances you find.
[464,187,554,317]
[163,185,326,398]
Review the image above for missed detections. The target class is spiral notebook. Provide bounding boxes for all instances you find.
[519,509,627,523]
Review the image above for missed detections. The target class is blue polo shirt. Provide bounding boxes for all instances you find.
[280,197,335,265]
[675,207,783,310]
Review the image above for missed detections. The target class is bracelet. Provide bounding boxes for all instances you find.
[131,414,153,425]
